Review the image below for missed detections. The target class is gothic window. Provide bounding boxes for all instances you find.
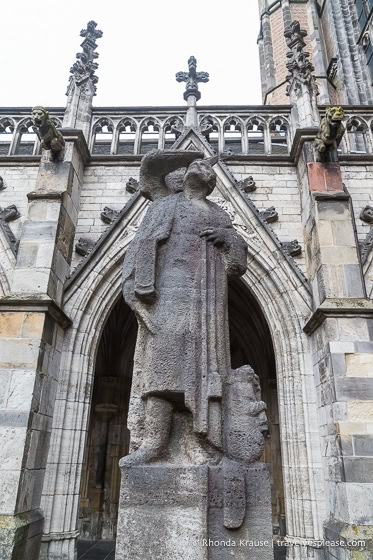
[247,118,265,154]
[164,118,183,148]
[270,118,289,154]
[223,118,243,155]
[200,117,220,153]
[0,119,15,155]
[117,119,137,155]
[355,0,373,33]
[346,118,370,153]
[139,119,160,154]
[92,119,114,155]
[15,120,38,155]
[362,33,373,84]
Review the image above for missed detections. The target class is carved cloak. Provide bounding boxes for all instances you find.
[122,192,247,449]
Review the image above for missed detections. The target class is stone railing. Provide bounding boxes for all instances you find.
[2,105,373,158]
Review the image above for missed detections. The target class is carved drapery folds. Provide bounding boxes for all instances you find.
[284,20,318,96]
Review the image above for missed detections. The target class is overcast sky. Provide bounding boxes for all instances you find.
[2,0,262,108]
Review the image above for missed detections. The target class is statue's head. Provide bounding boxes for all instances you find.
[225,365,268,464]
[32,106,49,127]
[183,155,218,196]
[325,106,344,124]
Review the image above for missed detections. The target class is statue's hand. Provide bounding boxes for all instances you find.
[200,228,229,247]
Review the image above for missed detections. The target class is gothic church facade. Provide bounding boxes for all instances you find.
[0,1,372,559]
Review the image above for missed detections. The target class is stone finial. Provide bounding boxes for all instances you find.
[0,205,21,254]
[67,20,103,96]
[360,205,373,224]
[238,176,256,193]
[176,56,209,102]
[284,20,318,96]
[32,106,65,155]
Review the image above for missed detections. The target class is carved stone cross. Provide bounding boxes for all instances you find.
[176,56,209,101]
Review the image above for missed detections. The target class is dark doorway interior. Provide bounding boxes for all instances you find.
[78,279,285,542]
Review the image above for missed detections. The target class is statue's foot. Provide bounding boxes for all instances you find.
[119,444,160,468]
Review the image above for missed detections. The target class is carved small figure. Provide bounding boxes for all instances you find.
[126,177,139,194]
[314,106,345,156]
[31,106,65,154]
[0,176,5,191]
[360,229,373,263]
[75,238,95,257]
[0,204,21,254]
[360,205,373,224]
[238,176,256,193]
[260,206,278,224]
[282,239,302,257]
[101,206,119,225]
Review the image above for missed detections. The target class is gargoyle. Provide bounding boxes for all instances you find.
[32,106,65,154]
[314,106,345,157]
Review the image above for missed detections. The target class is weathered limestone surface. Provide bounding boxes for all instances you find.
[116,150,273,559]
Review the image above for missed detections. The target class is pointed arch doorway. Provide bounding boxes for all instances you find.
[77,278,285,543]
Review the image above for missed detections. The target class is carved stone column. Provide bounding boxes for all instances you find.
[292,111,373,557]
[0,130,89,560]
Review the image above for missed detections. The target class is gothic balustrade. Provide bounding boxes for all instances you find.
[2,107,373,157]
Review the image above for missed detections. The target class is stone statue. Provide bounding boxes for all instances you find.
[121,149,248,467]
[315,106,345,156]
[31,106,65,154]
[360,204,373,224]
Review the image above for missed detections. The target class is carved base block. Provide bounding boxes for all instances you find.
[307,162,343,192]
[116,463,273,560]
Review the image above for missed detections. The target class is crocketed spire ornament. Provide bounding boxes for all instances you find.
[284,20,318,96]
[67,21,103,96]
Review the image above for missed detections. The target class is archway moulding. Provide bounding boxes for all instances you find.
[41,130,325,558]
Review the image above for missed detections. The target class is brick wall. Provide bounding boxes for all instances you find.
[0,166,38,240]
[71,165,140,268]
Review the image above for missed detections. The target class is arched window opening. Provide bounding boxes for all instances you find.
[247,119,265,154]
[223,118,243,155]
[270,119,289,154]
[140,120,160,154]
[15,120,38,155]
[200,117,219,153]
[164,118,183,149]
[0,119,15,155]
[118,119,136,155]
[347,118,369,153]
[92,120,114,155]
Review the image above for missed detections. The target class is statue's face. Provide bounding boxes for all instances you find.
[32,107,48,126]
[184,160,216,194]
[326,106,344,123]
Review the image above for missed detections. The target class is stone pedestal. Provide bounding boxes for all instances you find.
[116,462,273,560]
[116,466,209,559]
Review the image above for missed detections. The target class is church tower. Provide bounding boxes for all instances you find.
[258,0,373,106]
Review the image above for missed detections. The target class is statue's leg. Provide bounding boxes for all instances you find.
[119,396,173,467]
